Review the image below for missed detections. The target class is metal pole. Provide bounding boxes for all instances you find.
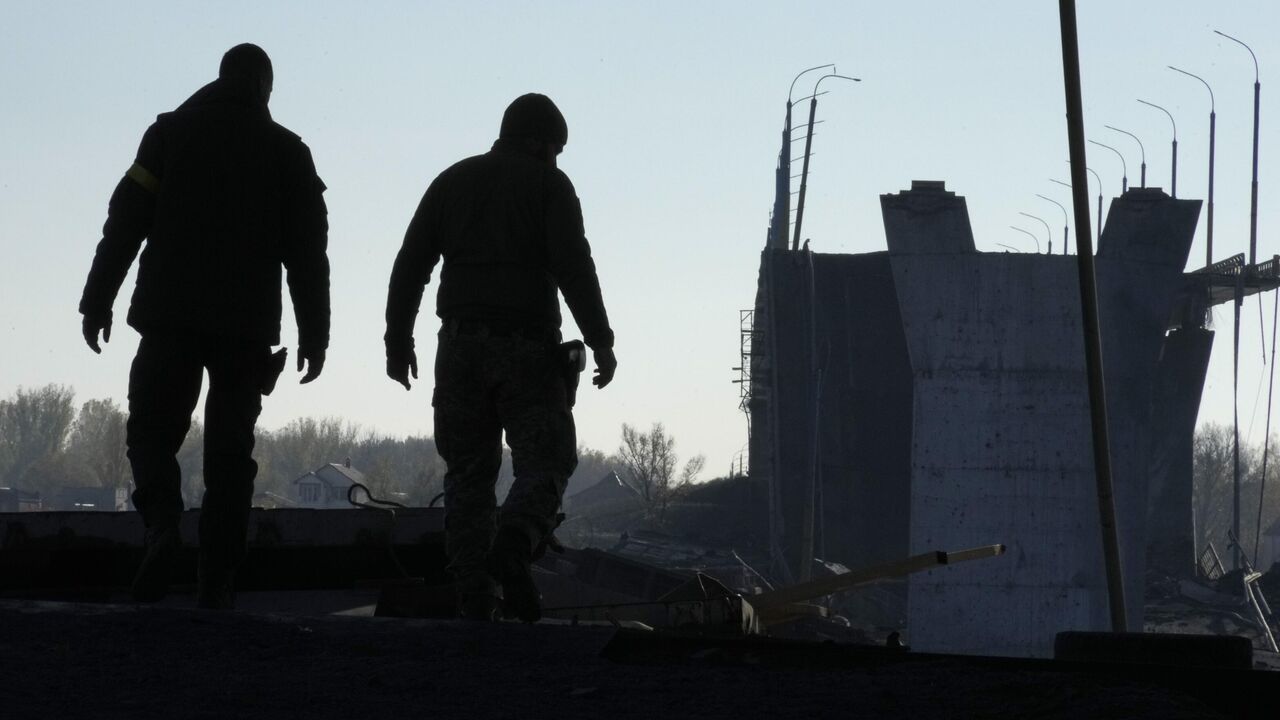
[1106,125,1146,188]
[1252,79,1260,266]
[1037,193,1069,256]
[1137,99,1177,197]
[799,247,819,580]
[1233,276,1243,570]
[780,65,833,251]
[792,97,818,251]
[1169,67,1215,264]
[1097,194,1103,247]
[1088,166,1104,245]
[1059,0,1127,632]
[1209,110,1217,263]
[1018,212,1051,254]
[791,73,860,251]
[1070,162,1105,246]
[1216,31,1260,266]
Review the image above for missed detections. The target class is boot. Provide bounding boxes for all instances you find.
[455,571,500,621]
[196,554,235,610]
[131,525,181,602]
[489,526,541,623]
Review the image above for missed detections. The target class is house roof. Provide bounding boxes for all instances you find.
[293,462,366,486]
[567,471,638,505]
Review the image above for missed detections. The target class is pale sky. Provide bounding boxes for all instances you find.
[2,1,1279,477]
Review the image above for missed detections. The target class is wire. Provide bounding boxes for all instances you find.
[1261,295,1268,365]
[1255,289,1279,563]
[347,482,411,579]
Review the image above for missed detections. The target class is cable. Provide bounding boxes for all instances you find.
[1255,289,1278,563]
[1261,295,1268,365]
[347,482,411,579]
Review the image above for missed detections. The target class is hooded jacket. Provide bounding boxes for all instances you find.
[384,139,613,352]
[80,77,330,350]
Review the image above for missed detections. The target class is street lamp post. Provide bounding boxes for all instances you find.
[792,73,860,251]
[1018,212,1051,254]
[1138,99,1177,197]
[1052,176,1098,248]
[1216,30,1261,267]
[1169,66,1216,265]
[1089,139,1128,194]
[1037,192,1070,256]
[1214,30,1261,571]
[1010,226,1040,254]
[1106,125,1146,188]
[1085,167,1103,244]
[775,64,835,251]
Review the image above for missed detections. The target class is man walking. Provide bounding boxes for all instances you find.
[384,94,616,621]
[79,44,330,609]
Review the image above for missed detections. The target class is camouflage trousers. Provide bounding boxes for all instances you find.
[432,323,578,581]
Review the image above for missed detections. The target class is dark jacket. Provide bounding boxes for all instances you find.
[80,78,330,350]
[384,139,613,351]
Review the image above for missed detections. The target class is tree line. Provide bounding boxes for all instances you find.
[7,383,1279,559]
[0,384,706,518]
[1193,421,1280,566]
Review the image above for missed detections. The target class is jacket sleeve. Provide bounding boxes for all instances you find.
[545,171,613,350]
[281,141,331,352]
[384,180,443,355]
[79,123,163,319]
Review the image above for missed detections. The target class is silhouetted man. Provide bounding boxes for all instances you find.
[79,44,330,609]
[384,94,616,621]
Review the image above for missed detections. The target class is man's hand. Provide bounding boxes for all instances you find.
[82,313,112,354]
[387,347,418,391]
[592,347,617,389]
[298,347,325,384]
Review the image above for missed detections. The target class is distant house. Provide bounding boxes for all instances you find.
[293,459,365,508]
[565,471,641,514]
[0,487,42,512]
[52,486,128,511]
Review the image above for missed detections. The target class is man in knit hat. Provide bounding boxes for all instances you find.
[384,94,616,621]
[79,44,330,609]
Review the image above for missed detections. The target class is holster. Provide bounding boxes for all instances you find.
[260,348,289,396]
[559,340,587,409]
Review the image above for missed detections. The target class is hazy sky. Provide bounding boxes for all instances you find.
[3,1,1279,478]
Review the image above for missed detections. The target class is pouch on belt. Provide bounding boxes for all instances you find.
[261,348,289,396]
[559,340,586,408]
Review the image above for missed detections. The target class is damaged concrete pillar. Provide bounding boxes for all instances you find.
[887,183,1199,657]
[1148,327,1213,577]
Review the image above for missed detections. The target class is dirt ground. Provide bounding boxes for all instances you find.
[0,599,1263,720]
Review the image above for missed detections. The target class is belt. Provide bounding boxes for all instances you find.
[444,317,555,341]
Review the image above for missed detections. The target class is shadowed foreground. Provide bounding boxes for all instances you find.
[0,601,1237,719]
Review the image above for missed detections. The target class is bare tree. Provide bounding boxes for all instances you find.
[1192,422,1280,564]
[616,422,705,522]
[680,454,706,486]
